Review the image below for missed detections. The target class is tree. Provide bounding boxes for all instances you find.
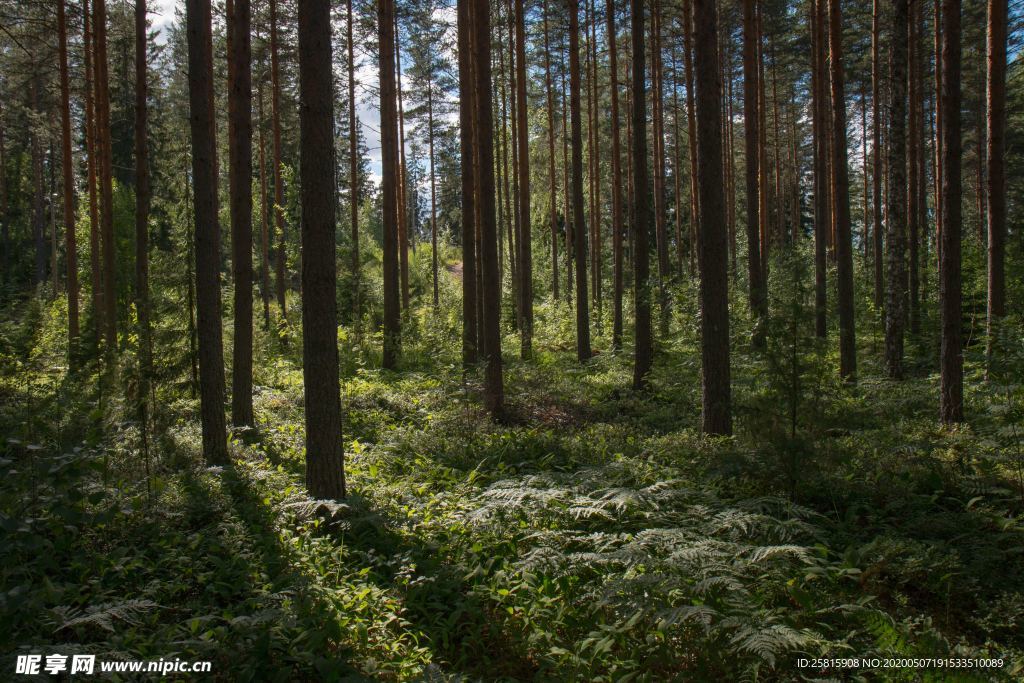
[939,0,963,423]
[810,0,828,338]
[185,0,229,464]
[347,0,360,325]
[270,0,287,320]
[631,0,652,388]
[693,0,731,436]
[472,0,504,414]
[227,0,253,426]
[515,0,532,358]
[457,0,478,368]
[827,0,856,381]
[606,0,624,350]
[884,0,907,379]
[58,0,79,344]
[985,0,1007,362]
[380,0,402,370]
[569,0,591,363]
[870,0,883,312]
[135,0,152,429]
[742,0,766,347]
[95,0,117,350]
[83,0,103,344]
[297,0,346,499]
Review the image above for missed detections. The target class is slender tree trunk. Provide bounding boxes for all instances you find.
[297,0,346,499]
[651,0,670,335]
[631,0,652,387]
[458,0,478,366]
[469,0,504,414]
[515,0,532,356]
[742,0,766,347]
[257,79,271,329]
[347,0,360,327]
[395,19,411,314]
[380,0,401,369]
[228,0,253,426]
[427,80,439,307]
[885,0,908,379]
[134,0,152,421]
[58,0,79,343]
[569,0,592,362]
[562,52,573,302]
[908,1,921,336]
[828,0,857,381]
[939,0,962,423]
[933,0,943,271]
[606,0,623,350]
[544,1,559,302]
[694,0,731,435]
[270,0,287,320]
[985,0,1007,362]
[185,0,228,464]
[94,0,116,349]
[31,82,46,289]
[870,0,884,311]
[683,0,700,277]
[83,0,103,343]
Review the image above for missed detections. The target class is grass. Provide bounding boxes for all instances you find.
[2,271,1024,681]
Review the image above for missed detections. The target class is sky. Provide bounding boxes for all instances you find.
[149,0,388,184]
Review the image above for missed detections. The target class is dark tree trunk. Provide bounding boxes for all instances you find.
[939,0,963,423]
[985,0,1007,361]
[94,0,117,350]
[810,0,827,338]
[693,0,732,436]
[270,0,287,320]
[428,79,438,308]
[544,0,559,302]
[457,0,478,367]
[908,1,921,335]
[651,0,670,335]
[185,0,229,464]
[395,24,410,315]
[470,0,504,414]
[631,0,652,388]
[828,0,857,381]
[134,0,152,409]
[885,0,908,379]
[515,0,532,357]
[606,0,624,350]
[569,0,592,362]
[870,0,884,315]
[228,0,253,425]
[31,81,46,289]
[297,0,346,499]
[58,0,79,343]
[742,0,766,347]
[257,72,271,329]
[83,0,103,343]
[380,0,401,369]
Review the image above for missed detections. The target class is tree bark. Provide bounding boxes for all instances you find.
[58,0,80,343]
[985,0,1007,361]
[515,0,532,356]
[693,0,731,436]
[229,0,253,426]
[94,0,117,349]
[298,0,346,499]
[939,0,963,423]
[270,0,287,320]
[606,0,624,349]
[395,20,411,314]
[631,0,652,388]
[185,0,229,464]
[458,0,478,366]
[381,0,401,369]
[544,0,559,302]
[569,0,592,362]
[885,0,908,380]
[828,0,857,381]
[83,0,103,344]
[742,0,766,347]
[134,0,152,411]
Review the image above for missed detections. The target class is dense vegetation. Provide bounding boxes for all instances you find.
[2,0,1023,680]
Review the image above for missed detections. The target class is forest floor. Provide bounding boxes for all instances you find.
[2,287,1024,681]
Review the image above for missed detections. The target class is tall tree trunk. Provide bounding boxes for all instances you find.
[885,0,908,379]
[631,0,652,387]
[347,0,360,326]
[562,51,573,302]
[185,0,229,464]
[427,80,439,308]
[683,0,700,276]
[651,0,670,335]
[569,0,592,362]
[544,0,559,302]
[939,0,962,423]
[380,0,401,369]
[871,0,884,311]
[908,1,921,335]
[257,78,271,329]
[694,0,731,436]
[933,0,943,271]
[606,0,623,350]
[828,0,857,381]
[58,0,79,343]
[228,0,253,426]
[515,0,532,356]
[742,0,766,347]
[395,19,411,314]
[270,0,287,320]
[31,82,46,289]
[297,0,346,499]
[458,0,478,366]
[134,0,152,416]
[985,0,1007,362]
[83,0,103,343]
[469,0,504,414]
[94,0,117,350]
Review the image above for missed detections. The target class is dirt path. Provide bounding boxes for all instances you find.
[445,261,463,281]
